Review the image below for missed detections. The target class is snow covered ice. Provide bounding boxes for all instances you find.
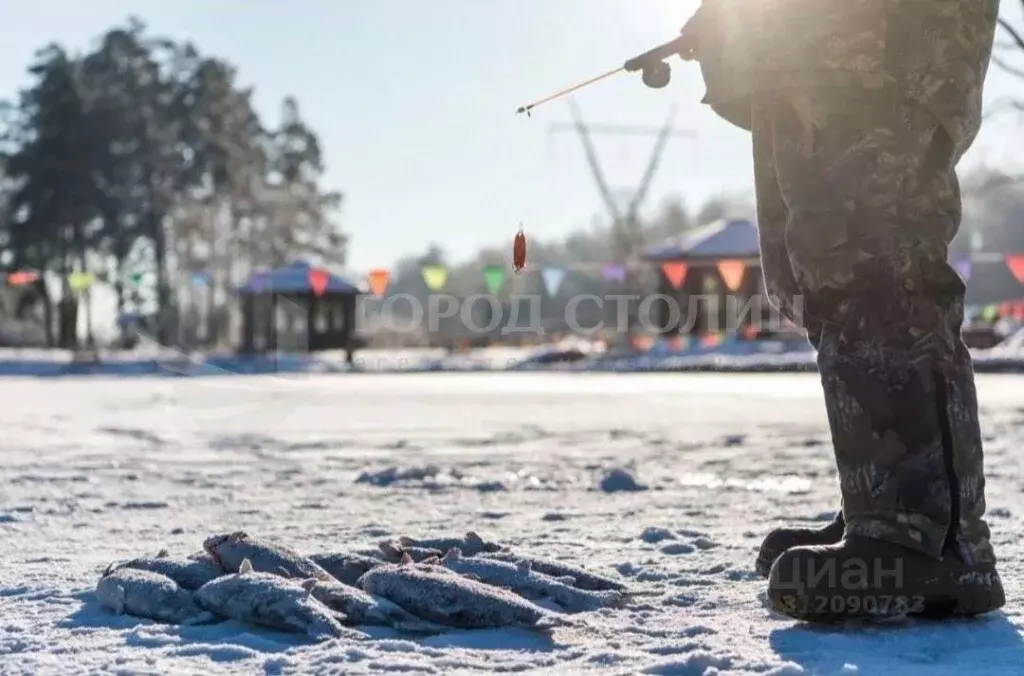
[1,372,1023,674]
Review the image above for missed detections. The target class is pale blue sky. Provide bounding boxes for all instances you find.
[1,1,1022,274]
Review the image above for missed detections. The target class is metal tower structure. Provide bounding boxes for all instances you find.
[547,99,695,331]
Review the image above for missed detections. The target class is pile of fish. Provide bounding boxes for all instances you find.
[96,530,629,641]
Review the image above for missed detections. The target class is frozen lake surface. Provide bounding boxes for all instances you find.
[1,373,1022,674]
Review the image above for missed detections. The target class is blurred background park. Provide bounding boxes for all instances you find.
[1,1,1023,366]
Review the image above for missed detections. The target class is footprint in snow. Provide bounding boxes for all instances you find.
[599,468,647,493]
[641,527,675,544]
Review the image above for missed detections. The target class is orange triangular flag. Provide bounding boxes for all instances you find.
[717,260,746,291]
[1006,254,1024,284]
[661,261,688,289]
[700,333,722,347]
[367,268,390,296]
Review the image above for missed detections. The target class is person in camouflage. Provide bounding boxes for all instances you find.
[681,0,1005,621]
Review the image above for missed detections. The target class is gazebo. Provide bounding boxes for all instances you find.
[237,260,364,361]
[643,218,764,335]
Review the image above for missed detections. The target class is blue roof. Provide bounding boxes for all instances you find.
[237,260,362,295]
[644,218,760,261]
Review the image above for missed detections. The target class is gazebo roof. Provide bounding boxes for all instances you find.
[644,218,759,262]
[237,260,363,295]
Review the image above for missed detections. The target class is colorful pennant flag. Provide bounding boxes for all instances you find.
[367,268,390,296]
[541,267,565,296]
[308,268,329,296]
[717,260,746,291]
[68,271,94,291]
[700,333,723,347]
[7,270,39,286]
[952,258,971,282]
[421,264,448,291]
[1006,254,1024,284]
[665,334,685,351]
[661,261,688,289]
[602,263,626,283]
[483,265,505,295]
[630,334,654,351]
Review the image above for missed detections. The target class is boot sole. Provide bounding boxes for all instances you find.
[769,571,1005,623]
[917,573,1006,619]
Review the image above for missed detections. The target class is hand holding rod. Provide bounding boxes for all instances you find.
[515,33,698,116]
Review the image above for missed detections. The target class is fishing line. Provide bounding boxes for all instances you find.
[515,66,624,117]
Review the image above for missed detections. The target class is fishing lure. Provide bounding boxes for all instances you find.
[512,225,527,274]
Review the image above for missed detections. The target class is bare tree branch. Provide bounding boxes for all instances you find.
[983,97,1024,122]
[998,16,1024,54]
[992,55,1024,80]
[994,5,1024,82]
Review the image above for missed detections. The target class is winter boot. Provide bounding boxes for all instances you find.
[755,511,845,578]
[767,535,1004,623]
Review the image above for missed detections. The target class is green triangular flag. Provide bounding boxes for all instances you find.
[421,264,448,291]
[68,271,94,291]
[483,265,505,295]
[129,272,144,286]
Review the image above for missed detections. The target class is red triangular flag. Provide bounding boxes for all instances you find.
[661,261,688,289]
[1006,254,1024,284]
[308,268,329,296]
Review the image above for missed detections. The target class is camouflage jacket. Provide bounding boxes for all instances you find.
[697,0,999,152]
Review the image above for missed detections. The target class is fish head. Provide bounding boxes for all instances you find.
[203,532,247,570]
[441,548,461,563]
[203,531,248,555]
[202,536,228,570]
[202,533,231,555]
[400,552,414,566]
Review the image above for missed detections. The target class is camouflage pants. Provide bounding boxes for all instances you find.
[751,89,994,563]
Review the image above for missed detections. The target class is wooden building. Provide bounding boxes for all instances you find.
[643,218,768,336]
[237,260,363,362]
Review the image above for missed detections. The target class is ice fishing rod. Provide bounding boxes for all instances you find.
[515,32,697,117]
